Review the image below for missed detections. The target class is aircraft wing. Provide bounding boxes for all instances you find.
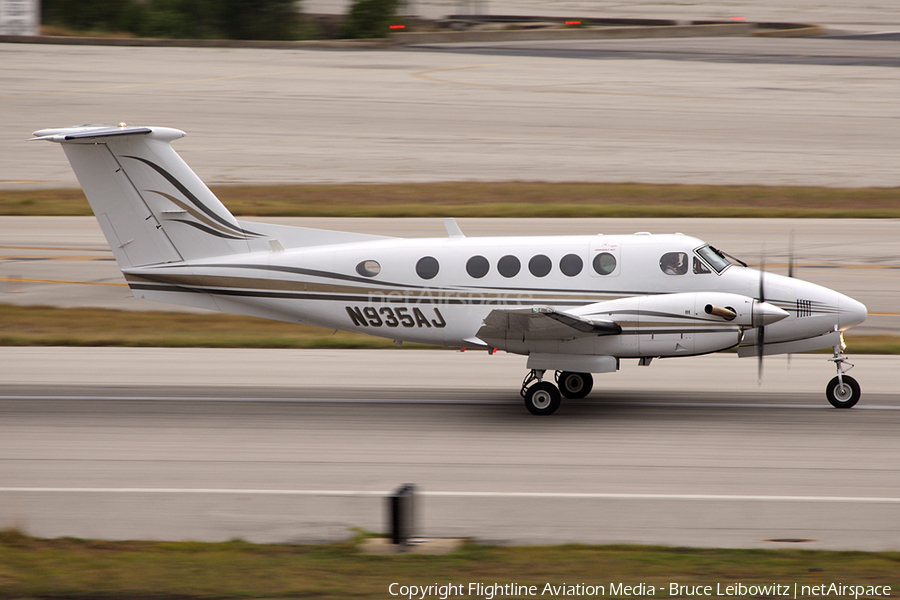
[473,291,782,351]
[476,306,621,344]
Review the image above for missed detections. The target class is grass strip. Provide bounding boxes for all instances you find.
[3,183,900,218]
[0,303,421,349]
[0,303,895,353]
[0,529,898,600]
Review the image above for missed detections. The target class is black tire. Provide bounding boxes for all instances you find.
[524,382,561,416]
[558,371,593,399]
[826,375,861,408]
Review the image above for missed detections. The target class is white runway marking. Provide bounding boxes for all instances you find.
[2,488,900,503]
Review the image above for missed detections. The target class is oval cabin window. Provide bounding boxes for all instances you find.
[592,252,617,276]
[356,260,381,277]
[498,255,521,278]
[560,253,583,277]
[528,255,552,278]
[416,256,440,280]
[466,255,490,278]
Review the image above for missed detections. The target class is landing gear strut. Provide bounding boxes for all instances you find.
[826,343,860,408]
[521,370,561,416]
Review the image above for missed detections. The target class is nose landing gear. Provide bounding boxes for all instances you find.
[826,343,860,408]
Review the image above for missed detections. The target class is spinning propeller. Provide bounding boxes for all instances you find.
[756,248,766,381]
[755,234,796,381]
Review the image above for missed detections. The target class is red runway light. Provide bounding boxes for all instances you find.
[389,24,405,29]
[565,21,581,25]
[730,16,746,21]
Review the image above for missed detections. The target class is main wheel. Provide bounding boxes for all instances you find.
[558,371,593,399]
[524,382,561,416]
[826,375,860,408]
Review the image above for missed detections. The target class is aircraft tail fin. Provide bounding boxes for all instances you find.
[32,125,264,268]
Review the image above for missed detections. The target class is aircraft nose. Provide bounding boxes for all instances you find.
[840,295,867,329]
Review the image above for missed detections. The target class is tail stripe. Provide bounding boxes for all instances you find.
[149,190,260,239]
[123,155,261,237]
[170,219,252,240]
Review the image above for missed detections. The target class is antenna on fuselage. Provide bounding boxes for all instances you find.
[443,217,465,238]
[788,230,796,278]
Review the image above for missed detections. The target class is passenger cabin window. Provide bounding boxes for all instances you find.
[560,253,583,277]
[498,255,521,278]
[693,257,711,274]
[660,252,688,276]
[356,260,381,277]
[528,254,552,277]
[592,252,616,276]
[466,255,489,278]
[694,245,732,274]
[416,256,440,280]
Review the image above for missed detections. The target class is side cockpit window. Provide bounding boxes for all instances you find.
[693,257,711,274]
[660,252,688,276]
[694,245,733,274]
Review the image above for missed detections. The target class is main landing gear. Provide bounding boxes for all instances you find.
[521,369,594,415]
[826,343,860,408]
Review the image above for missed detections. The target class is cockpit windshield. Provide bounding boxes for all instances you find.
[695,245,735,274]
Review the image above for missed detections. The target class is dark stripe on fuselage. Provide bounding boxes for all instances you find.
[150,263,665,297]
[126,282,603,306]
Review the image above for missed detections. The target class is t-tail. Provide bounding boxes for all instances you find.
[31,125,266,268]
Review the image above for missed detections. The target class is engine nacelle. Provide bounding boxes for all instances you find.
[573,292,778,357]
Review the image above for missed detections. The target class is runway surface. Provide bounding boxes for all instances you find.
[1,348,898,548]
[2,216,897,337]
[3,37,900,188]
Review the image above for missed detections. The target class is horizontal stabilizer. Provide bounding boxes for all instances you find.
[31,125,155,142]
[235,220,394,249]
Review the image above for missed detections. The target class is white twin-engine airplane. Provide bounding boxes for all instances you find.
[34,124,868,415]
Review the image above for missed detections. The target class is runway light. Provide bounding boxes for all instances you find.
[565,21,581,25]
[730,16,746,21]
[389,24,405,29]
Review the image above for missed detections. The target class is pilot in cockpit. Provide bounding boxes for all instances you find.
[661,252,687,275]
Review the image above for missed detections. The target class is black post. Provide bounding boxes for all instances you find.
[389,483,416,547]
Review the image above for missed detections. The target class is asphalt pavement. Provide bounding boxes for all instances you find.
[1,348,898,548]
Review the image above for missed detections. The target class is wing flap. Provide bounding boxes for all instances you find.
[536,307,622,335]
[476,306,621,345]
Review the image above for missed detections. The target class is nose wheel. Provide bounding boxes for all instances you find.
[826,375,860,408]
[521,370,561,415]
[826,342,860,408]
